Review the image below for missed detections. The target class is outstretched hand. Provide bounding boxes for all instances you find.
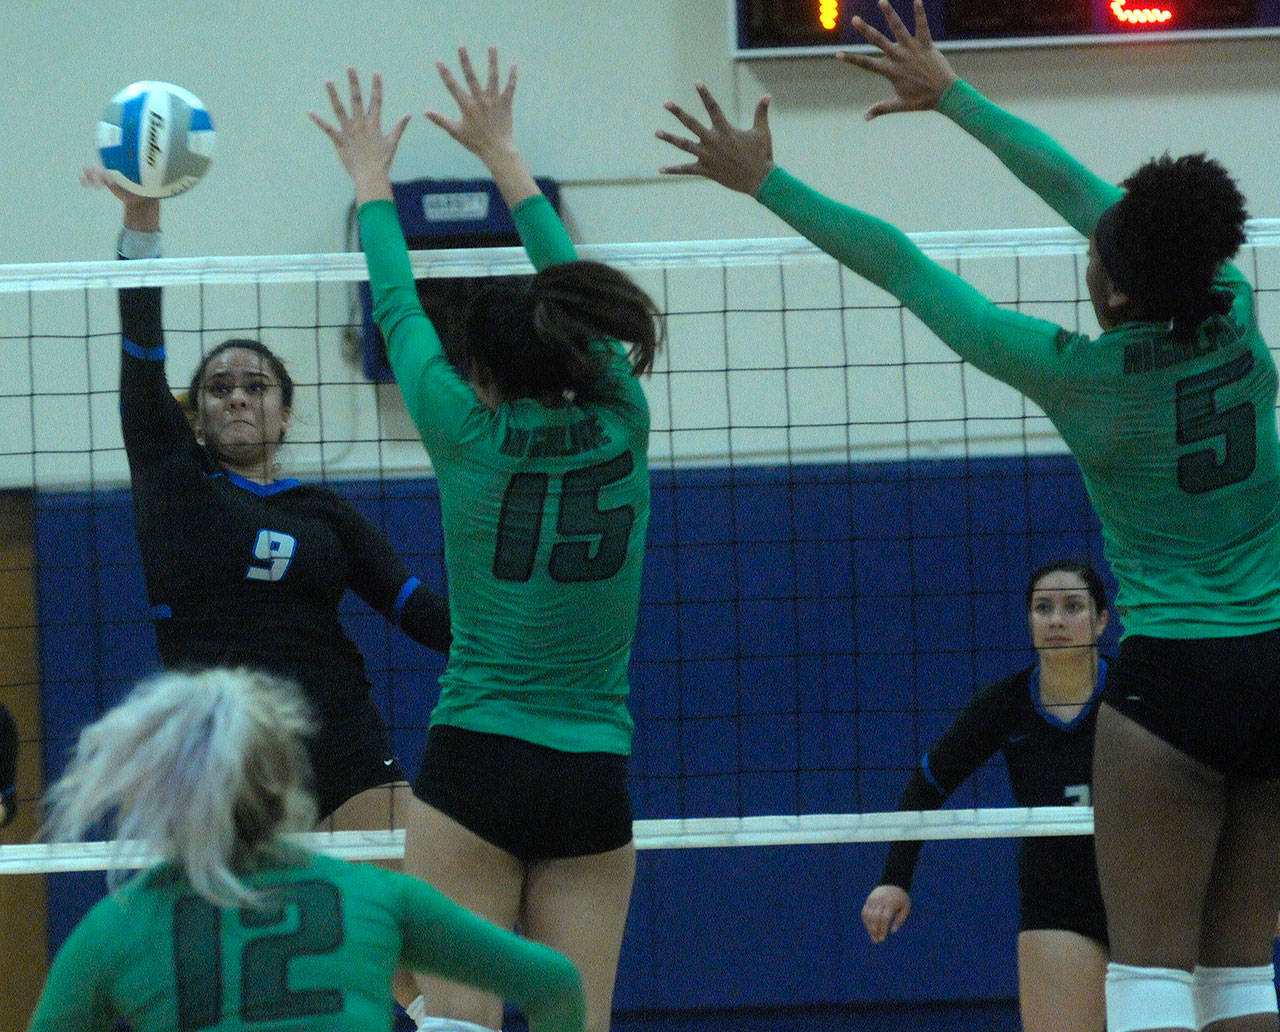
[426,45,538,210]
[426,46,518,165]
[656,82,775,197]
[838,0,958,121]
[310,68,410,205]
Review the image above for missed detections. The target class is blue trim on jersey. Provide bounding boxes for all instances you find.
[122,336,165,361]
[393,576,421,624]
[920,752,944,794]
[151,604,172,619]
[225,471,302,497]
[1030,657,1108,731]
[100,93,145,183]
[189,108,213,132]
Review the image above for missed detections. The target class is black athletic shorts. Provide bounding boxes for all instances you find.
[1104,628,1280,778]
[1018,836,1109,945]
[304,693,406,821]
[413,723,634,862]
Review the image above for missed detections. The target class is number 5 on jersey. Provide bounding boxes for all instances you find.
[245,530,297,582]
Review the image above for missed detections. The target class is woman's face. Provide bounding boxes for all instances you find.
[195,348,291,468]
[1027,570,1107,658]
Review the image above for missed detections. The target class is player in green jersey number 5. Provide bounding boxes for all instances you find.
[658,3,1280,1030]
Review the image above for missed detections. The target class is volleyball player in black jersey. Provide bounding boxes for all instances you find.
[83,168,450,836]
[862,561,1110,1032]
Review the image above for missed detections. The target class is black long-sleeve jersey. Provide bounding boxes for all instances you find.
[879,662,1106,938]
[0,701,16,827]
[118,284,450,717]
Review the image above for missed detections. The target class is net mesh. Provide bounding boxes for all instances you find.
[4,221,1280,872]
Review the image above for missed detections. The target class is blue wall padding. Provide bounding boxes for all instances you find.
[35,453,1110,1014]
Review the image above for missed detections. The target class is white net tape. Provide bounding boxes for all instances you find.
[0,807,1093,875]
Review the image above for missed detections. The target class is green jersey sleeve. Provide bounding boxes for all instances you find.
[392,871,585,1032]
[937,79,1123,236]
[26,901,118,1032]
[756,166,1074,405]
[512,193,577,270]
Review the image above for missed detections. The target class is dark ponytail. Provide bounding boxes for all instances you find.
[464,260,664,404]
[1169,287,1234,343]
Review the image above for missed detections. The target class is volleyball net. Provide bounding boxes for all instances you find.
[4,221,1280,875]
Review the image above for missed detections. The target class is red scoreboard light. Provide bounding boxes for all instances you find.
[733,0,1280,54]
[1110,2,1175,25]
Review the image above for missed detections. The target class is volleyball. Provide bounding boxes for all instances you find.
[96,81,215,198]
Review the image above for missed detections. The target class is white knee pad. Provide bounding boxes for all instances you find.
[406,996,498,1032]
[1193,965,1278,1030]
[1106,963,1196,1032]
[413,1018,498,1032]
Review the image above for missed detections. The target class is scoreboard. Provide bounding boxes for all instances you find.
[734,0,1280,54]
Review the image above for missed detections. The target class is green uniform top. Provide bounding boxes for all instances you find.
[360,196,650,753]
[756,79,1280,639]
[27,849,584,1032]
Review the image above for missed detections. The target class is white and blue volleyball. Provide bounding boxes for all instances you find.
[97,81,215,198]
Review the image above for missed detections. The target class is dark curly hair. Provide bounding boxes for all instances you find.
[463,260,664,405]
[1110,153,1248,340]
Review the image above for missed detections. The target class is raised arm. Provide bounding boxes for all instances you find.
[656,85,1077,402]
[82,168,197,467]
[314,69,481,446]
[426,46,574,269]
[843,0,1120,236]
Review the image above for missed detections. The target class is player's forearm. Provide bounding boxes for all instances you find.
[878,767,946,889]
[756,167,997,363]
[399,583,452,654]
[512,193,576,271]
[756,167,1068,396]
[359,199,446,383]
[482,144,541,213]
[938,79,1122,236]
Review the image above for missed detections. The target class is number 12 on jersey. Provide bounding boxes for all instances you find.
[174,882,343,1029]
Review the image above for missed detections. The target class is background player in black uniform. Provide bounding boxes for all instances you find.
[0,700,16,829]
[862,560,1111,1032]
[82,169,449,832]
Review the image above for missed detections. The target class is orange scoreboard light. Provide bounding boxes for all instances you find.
[734,0,1280,54]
